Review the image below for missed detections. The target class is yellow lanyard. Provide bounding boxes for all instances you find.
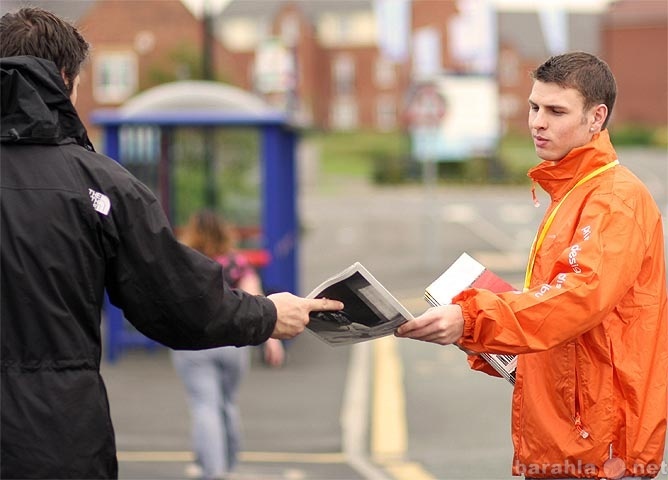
[523,160,619,291]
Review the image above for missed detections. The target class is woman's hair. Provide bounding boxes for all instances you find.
[0,7,90,94]
[179,210,236,259]
[532,51,616,128]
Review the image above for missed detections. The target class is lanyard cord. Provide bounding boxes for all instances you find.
[523,160,619,291]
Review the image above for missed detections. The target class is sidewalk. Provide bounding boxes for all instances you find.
[101,332,373,480]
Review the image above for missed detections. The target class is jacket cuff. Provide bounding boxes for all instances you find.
[255,295,278,344]
[454,290,476,341]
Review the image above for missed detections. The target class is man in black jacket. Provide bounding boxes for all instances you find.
[0,7,342,478]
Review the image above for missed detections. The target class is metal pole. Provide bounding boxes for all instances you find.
[202,0,214,81]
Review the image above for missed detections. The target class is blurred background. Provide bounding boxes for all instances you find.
[1,0,665,222]
[1,1,665,478]
[2,0,663,286]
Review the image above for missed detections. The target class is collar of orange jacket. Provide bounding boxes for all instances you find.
[527,129,619,202]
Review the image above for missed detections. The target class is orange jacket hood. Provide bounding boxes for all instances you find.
[455,131,668,478]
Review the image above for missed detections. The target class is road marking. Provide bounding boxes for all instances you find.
[372,337,437,480]
[241,452,346,463]
[117,451,193,462]
[117,450,346,464]
[342,342,392,480]
[384,461,439,480]
[372,336,407,460]
[498,204,538,225]
[442,203,534,254]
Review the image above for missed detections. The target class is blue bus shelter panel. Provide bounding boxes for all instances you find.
[261,125,298,295]
[93,110,299,362]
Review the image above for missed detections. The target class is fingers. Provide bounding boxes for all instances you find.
[308,297,344,312]
[266,293,345,340]
[395,319,438,339]
[395,305,465,346]
[395,317,432,336]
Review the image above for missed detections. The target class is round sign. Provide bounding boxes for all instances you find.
[405,83,447,127]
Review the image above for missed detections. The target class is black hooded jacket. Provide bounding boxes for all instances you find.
[0,56,276,478]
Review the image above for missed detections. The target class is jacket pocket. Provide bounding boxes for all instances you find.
[573,344,591,440]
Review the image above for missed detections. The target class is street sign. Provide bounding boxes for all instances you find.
[404,82,447,128]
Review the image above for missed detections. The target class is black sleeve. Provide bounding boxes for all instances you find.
[101,167,276,349]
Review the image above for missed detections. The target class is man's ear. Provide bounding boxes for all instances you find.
[60,68,69,86]
[591,103,608,131]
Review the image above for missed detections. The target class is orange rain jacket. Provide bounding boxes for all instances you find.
[454,131,667,479]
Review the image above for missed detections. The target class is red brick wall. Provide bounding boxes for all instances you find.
[75,0,213,139]
[603,18,668,126]
[411,0,460,72]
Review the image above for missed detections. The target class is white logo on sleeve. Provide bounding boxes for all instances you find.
[88,188,111,216]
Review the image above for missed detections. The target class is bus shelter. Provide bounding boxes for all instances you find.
[91,81,298,362]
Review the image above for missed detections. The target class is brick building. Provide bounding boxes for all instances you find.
[1,0,664,136]
[496,0,667,134]
[496,7,603,134]
[1,0,232,141]
[217,0,466,131]
[602,0,668,127]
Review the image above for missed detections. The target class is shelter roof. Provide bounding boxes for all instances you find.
[91,80,288,126]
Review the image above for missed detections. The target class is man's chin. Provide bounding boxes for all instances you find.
[535,148,561,163]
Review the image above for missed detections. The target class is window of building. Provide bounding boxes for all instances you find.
[376,95,397,131]
[499,51,519,87]
[499,93,521,119]
[375,57,396,88]
[333,54,355,95]
[317,11,375,47]
[336,14,352,43]
[281,14,299,47]
[330,97,358,130]
[93,51,138,104]
[221,18,261,51]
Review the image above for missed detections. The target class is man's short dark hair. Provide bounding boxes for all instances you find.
[532,51,617,129]
[0,7,90,94]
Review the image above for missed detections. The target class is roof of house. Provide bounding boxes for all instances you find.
[221,0,373,22]
[498,10,602,60]
[0,0,97,22]
[604,0,668,26]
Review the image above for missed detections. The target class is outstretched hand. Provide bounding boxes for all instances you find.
[395,304,465,345]
[267,293,344,340]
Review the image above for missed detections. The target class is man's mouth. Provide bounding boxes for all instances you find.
[533,135,548,148]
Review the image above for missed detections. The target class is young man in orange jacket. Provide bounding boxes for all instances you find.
[397,52,667,480]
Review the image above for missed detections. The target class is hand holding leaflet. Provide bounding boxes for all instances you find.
[268,292,345,339]
[424,253,518,384]
[305,262,413,346]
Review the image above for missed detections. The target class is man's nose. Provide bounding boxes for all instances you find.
[530,110,546,130]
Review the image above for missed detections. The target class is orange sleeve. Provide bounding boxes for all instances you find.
[466,354,503,378]
[455,192,647,354]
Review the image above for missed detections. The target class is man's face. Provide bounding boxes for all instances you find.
[528,81,596,162]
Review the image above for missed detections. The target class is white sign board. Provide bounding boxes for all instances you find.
[254,38,295,94]
[409,75,499,162]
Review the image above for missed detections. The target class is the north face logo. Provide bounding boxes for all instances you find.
[88,188,111,215]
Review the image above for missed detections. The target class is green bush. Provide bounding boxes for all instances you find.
[304,126,667,187]
[610,124,668,147]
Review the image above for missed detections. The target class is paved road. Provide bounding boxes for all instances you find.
[103,148,667,480]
